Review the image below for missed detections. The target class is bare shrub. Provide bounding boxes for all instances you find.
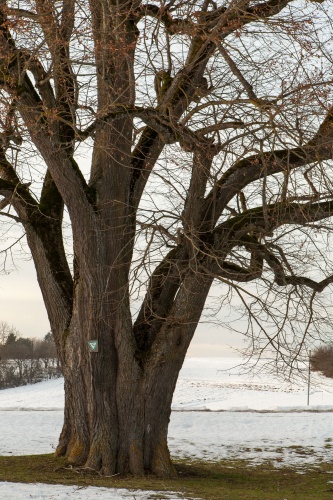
[310,346,333,378]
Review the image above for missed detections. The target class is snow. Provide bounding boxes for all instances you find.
[0,410,62,455]
[0,483,181,499]
[173,357,333,412]
[1,357,333,497]
[171,358,333,466]
[0,378,64,411]
[170,411,333,465]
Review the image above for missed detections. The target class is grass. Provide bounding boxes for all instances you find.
[1,455,333,499]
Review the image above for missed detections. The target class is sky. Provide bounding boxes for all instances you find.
[0,256,244,356]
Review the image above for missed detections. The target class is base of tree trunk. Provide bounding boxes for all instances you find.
[55,439,177,477]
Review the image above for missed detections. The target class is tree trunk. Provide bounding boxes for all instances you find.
[52,266,211,477]
[55,320,177,476]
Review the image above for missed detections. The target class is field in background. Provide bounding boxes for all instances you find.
[1,357,333,498]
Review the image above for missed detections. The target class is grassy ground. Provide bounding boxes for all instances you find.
[1,454,333,499]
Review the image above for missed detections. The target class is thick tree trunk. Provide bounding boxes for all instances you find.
[47,253,170,476]
[53,269,211,477]
[55,326,176,476]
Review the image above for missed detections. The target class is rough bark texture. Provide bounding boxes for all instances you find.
[52,267,211,475]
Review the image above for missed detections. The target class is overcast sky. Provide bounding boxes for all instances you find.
[0,257,244,356]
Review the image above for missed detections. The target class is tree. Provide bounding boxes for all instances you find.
[35,332,58,369]
[0,321,18,346]
[44,331,54,344]
[0,321,19,361]
[310,346,333,378]
[0,0,333,477]
[4,335,34,380]
[5,331,17,346]
[0,330,61,387]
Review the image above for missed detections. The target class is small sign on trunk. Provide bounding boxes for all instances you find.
[88,340,98,352]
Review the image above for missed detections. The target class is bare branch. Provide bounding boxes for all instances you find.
[216,42,272,109]
[6,8,38,20]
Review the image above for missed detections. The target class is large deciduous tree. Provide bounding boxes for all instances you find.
[1,0,333,476]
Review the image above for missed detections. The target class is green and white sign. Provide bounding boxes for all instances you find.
[88,340,98,352]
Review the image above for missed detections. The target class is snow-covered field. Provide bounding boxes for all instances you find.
[0,483,182,499]
[1,357,333,498]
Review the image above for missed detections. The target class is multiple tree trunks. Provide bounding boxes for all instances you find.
[56,353,176,476]
[52,260,211,476]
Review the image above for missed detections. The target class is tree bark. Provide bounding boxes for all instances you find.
[54,303,177,476]
[51,261,211,476]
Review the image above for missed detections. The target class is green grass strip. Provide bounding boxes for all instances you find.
[0,454,333,499]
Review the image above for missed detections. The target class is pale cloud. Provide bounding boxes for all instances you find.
[188,324,245,357]
[0,259,50,338]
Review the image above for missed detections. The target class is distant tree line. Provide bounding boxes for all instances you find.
[0,321,62,389]
[310,345,333,379]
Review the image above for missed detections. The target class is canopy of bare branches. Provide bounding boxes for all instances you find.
[0,0,333,476]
